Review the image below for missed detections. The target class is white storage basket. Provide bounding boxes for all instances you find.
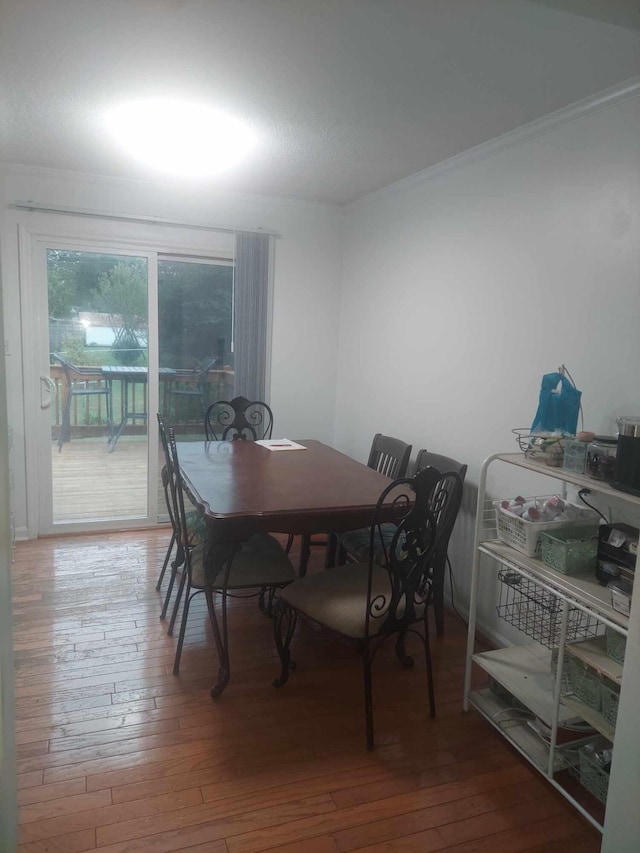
[494,499,598,558]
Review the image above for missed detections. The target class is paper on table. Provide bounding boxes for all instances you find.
[255,439,307,451]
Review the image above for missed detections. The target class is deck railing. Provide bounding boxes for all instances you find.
[49,365,235,439]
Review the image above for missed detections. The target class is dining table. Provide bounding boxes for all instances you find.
[175,438,397,697]
[176,438,396,568]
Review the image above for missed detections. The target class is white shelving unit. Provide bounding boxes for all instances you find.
[463,453,638,836]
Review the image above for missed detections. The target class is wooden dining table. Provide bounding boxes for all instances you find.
[175,438,396,697]
[176,438,394,570]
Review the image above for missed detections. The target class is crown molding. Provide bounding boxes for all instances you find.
[349,76,640,210]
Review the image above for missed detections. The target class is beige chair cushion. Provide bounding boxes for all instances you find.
[190,533,296,589]
[280,563,424,639]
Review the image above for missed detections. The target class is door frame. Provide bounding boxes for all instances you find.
[18,218,235,536]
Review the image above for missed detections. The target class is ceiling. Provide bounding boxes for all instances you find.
[1,0,638,205]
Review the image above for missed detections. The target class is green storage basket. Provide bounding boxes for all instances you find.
[568,657,601,710]
[601,681,620,728]
[579,748,610,804]
[605,625,626,665]
[539,526,599,575]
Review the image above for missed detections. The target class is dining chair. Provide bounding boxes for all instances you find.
[155,414,207,621]
[166,427,296,696]
[204,396,274,441]
[305,433,412,574]
[336,449,467,636]
[164,355,217,422]
[52,353,113,451]
[273,465,464,749]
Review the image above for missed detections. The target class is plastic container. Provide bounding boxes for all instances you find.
[539,526,599,575]
[563,439,589,475]
[586,436,618,481]
[494,499,599,558]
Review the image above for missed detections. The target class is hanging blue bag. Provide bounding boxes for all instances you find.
[530,370,581,436]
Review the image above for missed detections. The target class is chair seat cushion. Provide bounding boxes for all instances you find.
[280,563,422,639]
[190,534,296,589]
[339,523,396,564]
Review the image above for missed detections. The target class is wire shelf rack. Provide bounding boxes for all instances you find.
[496,569,603,649]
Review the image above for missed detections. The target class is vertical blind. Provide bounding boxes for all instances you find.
[233,231,271,402]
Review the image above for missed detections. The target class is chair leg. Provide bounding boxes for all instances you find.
[168,568,187,636]
[324,533,338,568]
[298,534,312,576]
[361,642,375,751]
[423,612,436,719]
[172,582,193,675]
[273,601,297,688]
[160,556,180,622]
[432,557,445,636]
[58,389,73,451]
[204,587,230,699]
[395,630,415,669]
[285,534,295,554]
[156,533,175,591]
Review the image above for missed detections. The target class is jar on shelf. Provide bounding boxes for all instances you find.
[586,436,618,481]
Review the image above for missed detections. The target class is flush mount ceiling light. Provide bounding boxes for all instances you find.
[106,99,257,177]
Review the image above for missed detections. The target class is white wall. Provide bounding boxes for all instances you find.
[336,92,640,633]
[0,264,17,851]
[0,165,343,538]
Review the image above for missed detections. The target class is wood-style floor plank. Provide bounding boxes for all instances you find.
[12,528,602,853]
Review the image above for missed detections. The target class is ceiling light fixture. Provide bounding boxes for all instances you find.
[106,99,257,177]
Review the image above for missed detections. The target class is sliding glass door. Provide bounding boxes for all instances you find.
[158,256,234,441]
[33,239,238,534]
[47,249,150,524]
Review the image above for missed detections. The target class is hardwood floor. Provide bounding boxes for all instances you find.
[11,529,601,852]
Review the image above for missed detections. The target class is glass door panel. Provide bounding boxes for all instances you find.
[158,257,234,445]
[48,249,149,523]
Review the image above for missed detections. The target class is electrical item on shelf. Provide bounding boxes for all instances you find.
[596,523,638,586]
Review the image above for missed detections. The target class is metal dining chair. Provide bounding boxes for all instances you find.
[166,427,296,696]
[335,449,467,636]
[297,433,412,574]
[273,466,464,749]
[204,396,274,441]
[52,353,113,451]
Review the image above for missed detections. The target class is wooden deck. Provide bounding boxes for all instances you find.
[11,529,601,852]
[52,439,163,523]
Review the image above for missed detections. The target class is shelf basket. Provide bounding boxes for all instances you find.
[494,500,598,558]
[601,681,620,728]
[539,526,599,576]
[567,657,602,711]
[496,570,603,649]
[578,748,610,805]
[605,625,626,665]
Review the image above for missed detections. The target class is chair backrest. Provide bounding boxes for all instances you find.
[165,426,193,554]
[52,352,98,384]
[367,433,412,478]
[157,415,180,543]
[415,449,467,572]
[365,466,464,637]
[204,396,274,441]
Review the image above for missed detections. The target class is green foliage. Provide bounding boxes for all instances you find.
[98,261,147,366]
[47,250,233,371]
[158,260,232,368]
[59,335,89,364]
